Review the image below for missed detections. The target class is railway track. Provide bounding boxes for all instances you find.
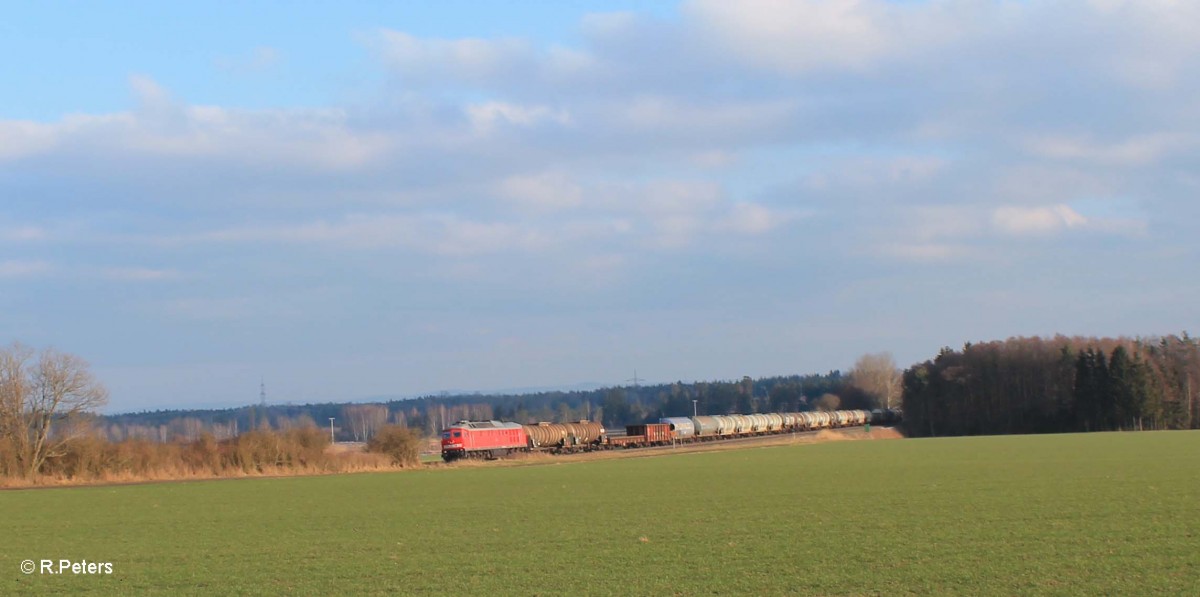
[606,424,872,452]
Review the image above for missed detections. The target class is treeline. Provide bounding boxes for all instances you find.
[101,371,877,441]
[902,334,1200,437]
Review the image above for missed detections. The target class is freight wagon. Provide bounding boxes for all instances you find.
[441,409,902,461]
[608,423,673,448]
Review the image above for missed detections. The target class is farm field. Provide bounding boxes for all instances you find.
[2,431,1198,595]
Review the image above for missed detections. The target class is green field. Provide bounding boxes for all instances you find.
[2,431,1198,595]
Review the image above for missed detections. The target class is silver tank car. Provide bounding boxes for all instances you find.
[718,415,743,435]
[660,417,695,439]
[809,411,831,429]
[796,412,816,429]
[763,413,784,432]
[691,416,722,437]
[747,413,768,432]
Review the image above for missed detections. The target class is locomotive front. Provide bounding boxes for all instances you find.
[440,424,469,461]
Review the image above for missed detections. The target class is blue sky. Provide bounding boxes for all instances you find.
[2,0,1197,412]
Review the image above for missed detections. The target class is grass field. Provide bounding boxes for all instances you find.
[2,431,1198,595]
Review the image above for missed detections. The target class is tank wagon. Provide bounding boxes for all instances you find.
[660,417,696,439]
[523,421,606,449]
[441,409,902,461]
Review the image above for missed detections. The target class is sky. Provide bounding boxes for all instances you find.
[2,0,1198,413]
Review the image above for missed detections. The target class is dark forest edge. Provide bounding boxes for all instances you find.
[903,333,1200,437]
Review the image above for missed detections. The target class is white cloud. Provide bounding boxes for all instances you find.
[0,260,51,278]
[165,297,254,321]
[803,156,948,192]
[908,206,984,242]
[681,0,949,74]
[499,172,583,211]
[723,202,796,235]
[691,150,737,169]
[0,226,48,242]
[0,77,394,172]
[96,267,181,282]
[129,74,175,112]
[634,181,723,215]
[991,205,1089,236]
[184,213,550,256]
[879,242,973,264]
[1022,133,1194,166]
[0,120,58,159]
[618,96,797,137]
[466,102,571,133]
[215,46,283,74]
[372,30,535,85]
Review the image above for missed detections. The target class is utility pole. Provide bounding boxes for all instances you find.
[692,399,698,418]
[329,417,335,444]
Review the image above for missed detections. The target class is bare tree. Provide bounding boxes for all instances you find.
[342,404,389,442]
[0,343,108,478]
[850,352,902,410]
[814,393,841,411]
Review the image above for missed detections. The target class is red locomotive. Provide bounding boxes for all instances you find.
[440,421,528,461]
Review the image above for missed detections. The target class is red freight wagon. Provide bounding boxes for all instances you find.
[628,423,672,445]
[441,420,528,461]
[610,423,674,448]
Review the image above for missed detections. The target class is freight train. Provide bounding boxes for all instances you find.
[440,408,901,461]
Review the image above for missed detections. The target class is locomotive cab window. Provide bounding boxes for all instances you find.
[441,432,450,439]
[453,432,462,438]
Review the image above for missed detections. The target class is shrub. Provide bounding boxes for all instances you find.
[283,427,329,467]
[366,425,421,467]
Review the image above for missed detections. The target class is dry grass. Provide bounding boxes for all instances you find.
[812,427,903,442]
[0,449,402,489]
[0,450,402,489]
[0,431,407,489]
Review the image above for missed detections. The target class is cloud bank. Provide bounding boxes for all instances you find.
[2,0,1197,410]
